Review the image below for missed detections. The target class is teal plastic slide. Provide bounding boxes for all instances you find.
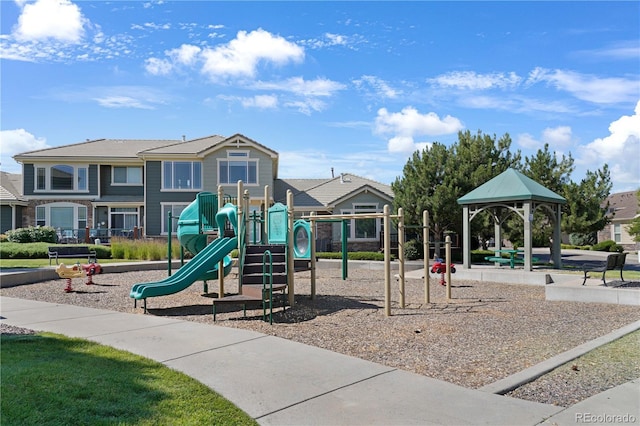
[129,196,238,301]
[177,192,217,256]
[130,236,237,300]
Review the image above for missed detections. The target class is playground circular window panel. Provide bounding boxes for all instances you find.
[293,220,311,259]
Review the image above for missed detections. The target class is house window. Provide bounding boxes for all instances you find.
[614,224,621,243]
[36,206,45,226]
[342,204,381,240]
[36,168,46,190]
[34,165,89,192]
[162,161,202,190]
[219,151,258,185]
[110,208,138,231]
[161,203,189,234]
[113,166,143,185]
[35,203,87,236]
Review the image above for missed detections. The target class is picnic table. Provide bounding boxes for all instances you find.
[485,249,523,269]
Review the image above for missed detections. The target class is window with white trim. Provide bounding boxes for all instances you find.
[35,165,88,191]
[161,203,189,234]
[112,166,143,185]
[218,151,258,185]
[34,203,87,232]
[110,207,139,230]
[341,204,381,240]
[614,224,621,243]
[162,161,202,190]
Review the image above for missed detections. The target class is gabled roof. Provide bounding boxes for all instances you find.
[457,168,566,205]
[0,172,26,204]
[139,135,226,156]
[275,173,394,210]
[606,191,639,221]
[13,139,179,162]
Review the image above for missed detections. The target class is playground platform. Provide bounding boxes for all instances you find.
[3,296,639,425]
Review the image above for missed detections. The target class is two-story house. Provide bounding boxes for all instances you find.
[11,133,394,252]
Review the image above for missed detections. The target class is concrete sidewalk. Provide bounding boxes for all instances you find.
[2,296,638,425]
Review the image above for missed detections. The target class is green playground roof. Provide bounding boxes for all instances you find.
[457,168,566,205]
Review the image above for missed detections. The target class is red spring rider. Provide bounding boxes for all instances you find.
[82,262,103,285]
[430,258,456,286]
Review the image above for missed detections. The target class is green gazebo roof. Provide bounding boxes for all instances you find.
[457,168,566,205]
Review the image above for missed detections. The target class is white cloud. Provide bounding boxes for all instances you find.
[352,75,400,99]
[527,67,640,104]
[144,57,173,75]
[13,0,86,43]
[93,96,156,109]
[517,126,574,151]
[200,28,304,81]
[166,44,202,66]
[575,41,640,61]
[517,133,540,150]
[238,95,278,109]
[577,101,640,190]
[252,77,345,98]
[303,32,357,49]
[374,107,463,153]
[428,71,522,90]
[87,86,169,109]
[541,126,573,148]
[283,98,327,115]
[145,44,202,75]
[0,129,49,172]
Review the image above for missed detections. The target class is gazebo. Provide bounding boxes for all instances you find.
[457,168,566,270]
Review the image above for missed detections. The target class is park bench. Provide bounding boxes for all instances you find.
[48,246,97,266]
[582,252,627,286]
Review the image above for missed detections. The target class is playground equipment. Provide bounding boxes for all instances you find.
[129,200,237,312]
[304,205,407,317]
[56,262,103,292]
[431,258,456,286]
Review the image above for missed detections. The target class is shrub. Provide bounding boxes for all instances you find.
[404,239,423,261]
[0,242,110,260]
[6,226,57,243]
[316,251,393,261]
[592,240,624,252]
[569,232,596,246]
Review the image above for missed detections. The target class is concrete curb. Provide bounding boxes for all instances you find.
[479,319,640,395]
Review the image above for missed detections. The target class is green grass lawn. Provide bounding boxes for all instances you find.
[1,332,257,426]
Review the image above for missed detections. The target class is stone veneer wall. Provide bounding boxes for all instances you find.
[23,200,95,240]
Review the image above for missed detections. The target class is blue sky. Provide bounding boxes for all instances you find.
[1,0,639,193]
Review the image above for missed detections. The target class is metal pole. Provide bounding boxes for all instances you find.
[217,185,224,298]
[341,219,348,280]
[423,210,430,304]
[287,190,295,307]
[167,211,172,276]
[446,235,452,301]
[398,207,405,309]
[264,184,270,244]
[384,204,391,317]
[310,211,316,300]
[237,180,243,294]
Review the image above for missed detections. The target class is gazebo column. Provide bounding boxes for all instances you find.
[462,205,471,268]
[494,217,502,251]
[553,204,562,268]
[523,201,532,271]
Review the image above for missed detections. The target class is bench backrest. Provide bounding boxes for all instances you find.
[49,246,91,256]
[605,252,626,270]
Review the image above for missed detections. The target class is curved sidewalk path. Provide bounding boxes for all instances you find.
[2,296,638,425]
